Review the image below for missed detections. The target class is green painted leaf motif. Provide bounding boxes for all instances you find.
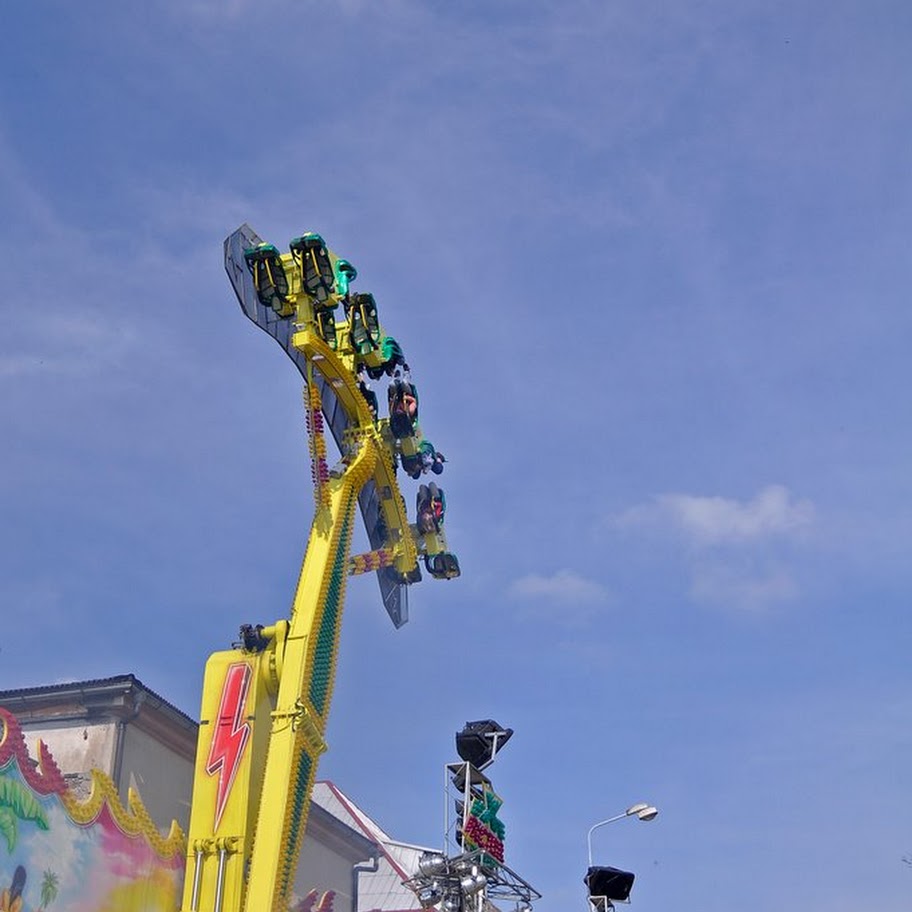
[0,775,50,830]
[0,805,17,853]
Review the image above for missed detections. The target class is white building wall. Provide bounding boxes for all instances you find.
[3,684,424,912]
[295,832,360,912]
[122,722,195,831]
[21,720,117,779]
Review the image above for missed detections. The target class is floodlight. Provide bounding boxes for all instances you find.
[460,873,487,896]
[418,884,443,908]
[585,866,635,903]
[418,853,448,878]
[455,720,513,769]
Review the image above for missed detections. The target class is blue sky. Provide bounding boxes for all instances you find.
[2,1,911,910]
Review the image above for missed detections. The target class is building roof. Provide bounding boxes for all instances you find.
[307,798,380,865]
[0,674,199,760]
[0,674,197,729]
[0,678,426,911]
[313,781,429,912]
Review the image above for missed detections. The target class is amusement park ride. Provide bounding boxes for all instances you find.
[0,225,657,912]
[180,226,460,912]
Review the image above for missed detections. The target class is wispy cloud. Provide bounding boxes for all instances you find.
[510,568,608,603]
[614,484,814,547]
[689,561,798,612]
[610,485,815,611]
[508,569,610,626]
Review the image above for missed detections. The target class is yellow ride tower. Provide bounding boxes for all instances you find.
[180,227,458,912]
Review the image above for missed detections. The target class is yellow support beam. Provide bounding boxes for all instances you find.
[242,438,377,911]
[183,226,461,912]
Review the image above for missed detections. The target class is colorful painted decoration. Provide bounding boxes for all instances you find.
[0,708,185,912]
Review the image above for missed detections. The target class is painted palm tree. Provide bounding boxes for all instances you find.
[39,869,59,911]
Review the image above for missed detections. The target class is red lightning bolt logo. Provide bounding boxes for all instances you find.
[206,662,252,831]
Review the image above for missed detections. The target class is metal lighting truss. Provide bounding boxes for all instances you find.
[403,848,541,911]
[435,761,539,907]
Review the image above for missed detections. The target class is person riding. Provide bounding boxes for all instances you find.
[417,483,446,534]
[388,373,419,439]
[401,440,445,479]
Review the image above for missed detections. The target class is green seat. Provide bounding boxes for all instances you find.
[334,259,357,297]
[244,244,292,316]
[290,233,335,303]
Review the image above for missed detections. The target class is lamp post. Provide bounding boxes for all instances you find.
[586,803,658,867]
[584,803,658,910]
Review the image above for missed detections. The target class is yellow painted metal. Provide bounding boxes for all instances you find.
[180,650,275,912]
[242,434,377,911]
[293,329,419,578]
[182,232,454,912]
[180,438,377,912]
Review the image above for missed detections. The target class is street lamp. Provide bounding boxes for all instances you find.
[586,804,658,867]
[585,803,658,910]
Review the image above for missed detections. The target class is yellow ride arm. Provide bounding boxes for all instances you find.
[183,227,458,912]
[243,435,377,911]
[180,434,377,912]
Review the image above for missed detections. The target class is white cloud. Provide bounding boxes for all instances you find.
[689,561,798,612]
[610,485,815,612]
[508,569,610,627]
[509,569,609,605]
[614,484,814,546]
